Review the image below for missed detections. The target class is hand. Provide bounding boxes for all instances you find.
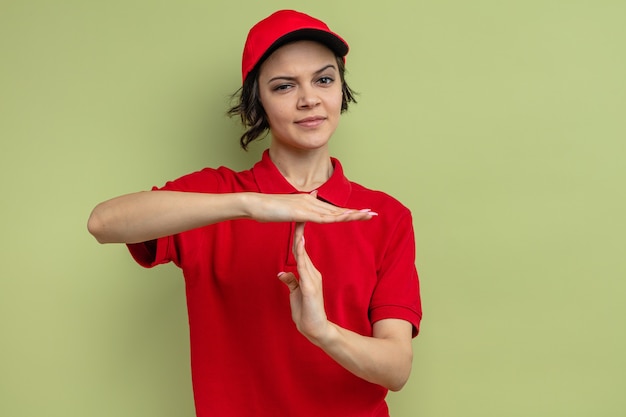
[246,191,377,224]
[277,222,330,344]
[278,223,415,391]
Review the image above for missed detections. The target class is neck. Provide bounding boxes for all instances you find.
[268,145,333,192]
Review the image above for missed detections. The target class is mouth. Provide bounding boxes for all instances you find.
[294,116,326,128]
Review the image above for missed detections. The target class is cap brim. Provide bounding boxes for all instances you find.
[252,28,349,75]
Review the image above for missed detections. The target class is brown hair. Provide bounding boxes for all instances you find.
[228,55,357,150]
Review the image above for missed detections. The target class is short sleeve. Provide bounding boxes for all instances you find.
[127,236,177,268]
[369,210,422,336]
[125,167,228,269]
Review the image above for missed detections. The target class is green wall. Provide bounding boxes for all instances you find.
[1,1,625,416]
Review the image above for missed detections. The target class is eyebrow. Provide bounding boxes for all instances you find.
[266,64,337,84]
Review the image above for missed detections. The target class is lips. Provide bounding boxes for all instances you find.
[295,116,326,128]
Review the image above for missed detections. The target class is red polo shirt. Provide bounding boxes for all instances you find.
[128,150,421,417]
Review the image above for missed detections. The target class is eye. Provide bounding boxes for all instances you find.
[272,83,293,92]
[317,76,334,85]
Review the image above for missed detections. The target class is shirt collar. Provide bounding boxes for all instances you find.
[252,149,352,207]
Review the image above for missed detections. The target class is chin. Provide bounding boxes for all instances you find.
[298,137,332,150]
[274,132,333,151]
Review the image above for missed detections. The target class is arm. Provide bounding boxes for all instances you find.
[277,223,414,391]
[318,319,413,392]
[88,190,376,244]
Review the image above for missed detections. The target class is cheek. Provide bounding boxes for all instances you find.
[264,103,286,122]
[262,102,290,131]
[329,91,344,115]
[258,90,277,119]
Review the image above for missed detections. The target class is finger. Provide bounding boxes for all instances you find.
[293,222,305,253]
[305,202,378,223]
[331,209,379,222]
[291,222,322,276]
[295,245,316,286]
[277,272,300,293]
[294,231,309,265]
[293,233,319,288]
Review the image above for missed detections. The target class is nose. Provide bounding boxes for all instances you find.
[297,85,321,109]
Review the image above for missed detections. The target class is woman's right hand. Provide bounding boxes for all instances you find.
[88,190,376,245]
[243,191,377,224]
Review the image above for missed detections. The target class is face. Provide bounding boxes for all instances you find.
[258,40,343,152]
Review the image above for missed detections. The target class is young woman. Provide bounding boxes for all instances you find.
[88,10,421,417]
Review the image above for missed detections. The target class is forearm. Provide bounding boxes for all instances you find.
[87,190,250,244]
[313,319,414,392]
[89,190,374,244]
[281,226,414,391]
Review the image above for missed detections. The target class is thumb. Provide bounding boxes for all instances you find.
[277,271,300,293]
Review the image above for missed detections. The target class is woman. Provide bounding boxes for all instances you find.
[88,10,421,417]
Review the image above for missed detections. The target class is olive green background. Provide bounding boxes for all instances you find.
[1,1,625,416]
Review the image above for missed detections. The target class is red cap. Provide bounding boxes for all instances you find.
[241,10,349,83]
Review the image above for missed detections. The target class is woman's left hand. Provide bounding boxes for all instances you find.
[277,222,330,345]
[277,223,414,391]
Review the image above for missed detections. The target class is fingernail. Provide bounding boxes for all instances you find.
[277,271,285,277]
[368,211,379,216]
